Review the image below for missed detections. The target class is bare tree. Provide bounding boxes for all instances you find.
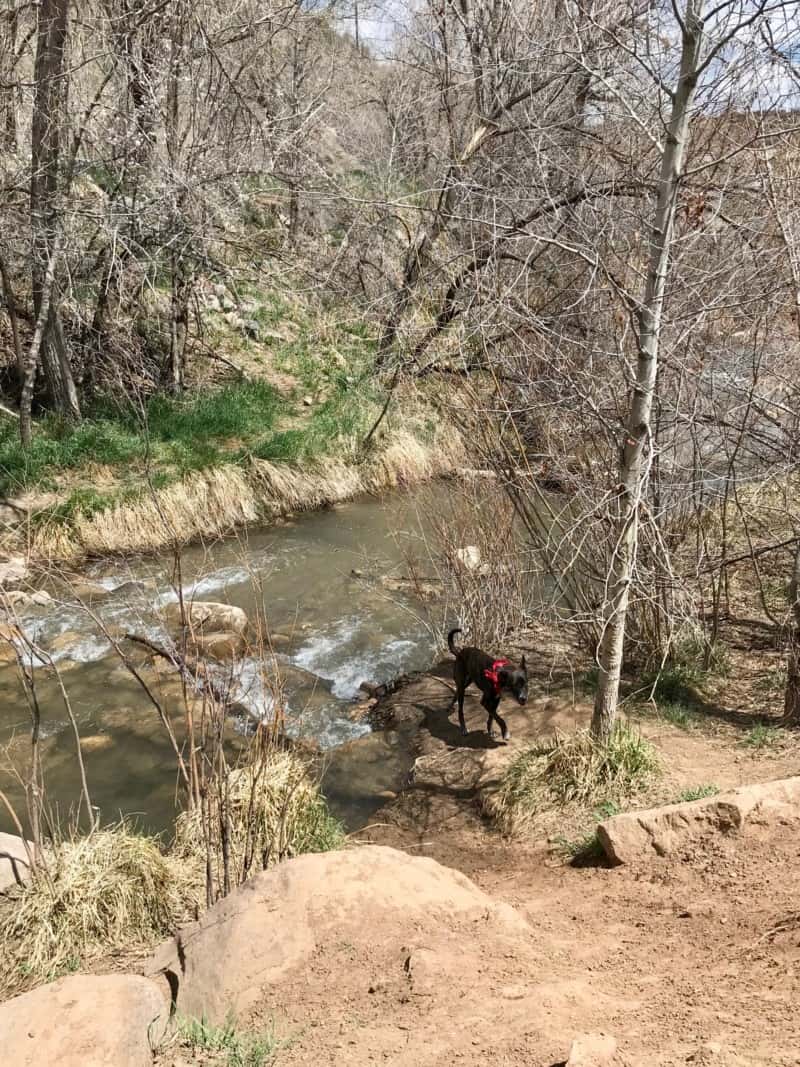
[29,0,80,419]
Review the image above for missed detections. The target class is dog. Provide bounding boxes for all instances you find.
[447,628,527,741]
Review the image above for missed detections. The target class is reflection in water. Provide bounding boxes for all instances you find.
[0,488,447,833]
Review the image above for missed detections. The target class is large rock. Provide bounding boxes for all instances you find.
[598,776,800,865]
[566,1031,618,1065]
[0,974,167,1067]
[0,832,34,891]
[190,630,246,660]
[164,599,248,637]
[145,845,527,1023]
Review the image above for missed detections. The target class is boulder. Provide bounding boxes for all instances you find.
[455,545,481,571]
[145,845,527,1024]
[598,776,800,865]
[164,600,249,637]
[190,630,246,660]
[0,973,167,1067]
[68,580,113,604]
[0,832,35,891]
[566,1031,618,1066]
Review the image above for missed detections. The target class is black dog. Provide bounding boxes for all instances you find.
[447,628,528,741]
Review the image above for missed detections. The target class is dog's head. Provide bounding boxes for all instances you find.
[501,656,528,706]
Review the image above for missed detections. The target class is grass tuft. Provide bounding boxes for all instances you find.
[173,750,344,877]
[676,783,720,802]
[176,1015,278,1067]
[741,722,786,750]
[494,722,660,834]
[0,822,197,996]
[657,701,700,730]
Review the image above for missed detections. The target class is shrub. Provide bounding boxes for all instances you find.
[494,722,660,833]
[0,823,197,995]
[173,750,344,883]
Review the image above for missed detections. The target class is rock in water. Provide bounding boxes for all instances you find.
[164,599,249,637]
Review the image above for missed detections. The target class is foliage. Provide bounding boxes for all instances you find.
[676,784,720,802]
[176,1015,278,1067]
[173,750,345,882]
[494,723,659,833]
[0,823,197,996]
[741,722,786,750]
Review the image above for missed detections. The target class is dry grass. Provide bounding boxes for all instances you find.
[0,823,198,997]
[15,418,466,562]
[490,722,661,835]
[173,749,344,883]
[78,466,260,555]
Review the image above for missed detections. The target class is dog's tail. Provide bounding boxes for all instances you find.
[447,628,462,655]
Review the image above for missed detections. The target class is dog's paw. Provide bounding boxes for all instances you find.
[502,731,511,742]
[460,726,468,737]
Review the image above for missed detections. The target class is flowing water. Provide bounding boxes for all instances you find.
[0,487,452,834]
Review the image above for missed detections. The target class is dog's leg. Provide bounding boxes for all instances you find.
[482,694,510,741]
[454,658,468,736]
[482,693,498,738]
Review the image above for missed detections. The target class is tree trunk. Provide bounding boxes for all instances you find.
[30,0,80,422]
[783,541,800,725]
[0,2,18,150]
[592,2,704,740]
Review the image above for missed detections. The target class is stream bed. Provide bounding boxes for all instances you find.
[0,486,454,834]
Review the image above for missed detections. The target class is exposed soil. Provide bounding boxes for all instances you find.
[157,619,800,1067]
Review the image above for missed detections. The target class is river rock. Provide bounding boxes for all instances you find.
[68,580,113,604]
[598,775,800,865]
[164,600,249,637]
[0,974,168,1067]
[190,630,246,660]
[0,831,35,891]
[455,545,481,571]
[48,630,82,656]
[0,621,21,663]
[145,845,528,1024]
[107,579,148,600]
[1,589,52,612]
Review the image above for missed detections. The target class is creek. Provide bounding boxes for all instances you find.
[0,487,452,835]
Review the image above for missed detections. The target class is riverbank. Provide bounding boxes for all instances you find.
[0,292,469,565]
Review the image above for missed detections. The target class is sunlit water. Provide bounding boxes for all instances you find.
[0,488,452,833]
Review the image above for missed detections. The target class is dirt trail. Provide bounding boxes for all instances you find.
[158,632,800,1067]
[334,665,800,1066]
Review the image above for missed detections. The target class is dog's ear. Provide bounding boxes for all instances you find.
[520,655,527,672]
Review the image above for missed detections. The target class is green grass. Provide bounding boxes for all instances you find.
[553,828,606,862]
[676,784,720,802]
[176,1015,278,1067]
[495,722,660,834]
[0,380,283,496]
[741,722,786,750]
[0,294,388,534]
[657,700,700,730]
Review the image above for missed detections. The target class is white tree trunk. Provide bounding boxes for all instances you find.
[592,1,704,740]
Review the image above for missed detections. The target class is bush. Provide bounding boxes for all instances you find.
[173,750,344,882]
[0,823,197,996]
[494,722,660,833]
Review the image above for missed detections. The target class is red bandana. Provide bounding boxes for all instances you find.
[484,658,510,696]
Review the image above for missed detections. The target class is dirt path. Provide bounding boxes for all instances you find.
[334,661,800,1066]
